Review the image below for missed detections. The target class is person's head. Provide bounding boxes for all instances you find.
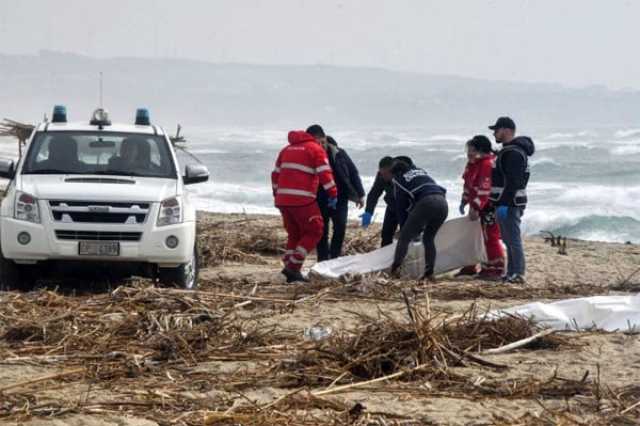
[326,136,338,147]
[391,156,413,175]
[120,138,140,165]
[306,124,327,147]
[393,156,413,167]
[466,135,494,161]
[489,116,516,144]
[378,156,394,182]
[48,135,78,164]
[120,137,151,167]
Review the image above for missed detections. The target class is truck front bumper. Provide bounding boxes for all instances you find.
[0,217,196,267]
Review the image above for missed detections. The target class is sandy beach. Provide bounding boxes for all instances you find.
[1,212,639,425]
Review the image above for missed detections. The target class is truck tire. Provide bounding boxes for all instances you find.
[0,250,32,291]
[158,245,199,290]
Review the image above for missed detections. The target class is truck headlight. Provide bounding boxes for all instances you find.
[15,191,41,223]
[157,197,182,226]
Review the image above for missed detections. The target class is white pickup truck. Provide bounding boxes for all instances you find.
[0,107,209,289]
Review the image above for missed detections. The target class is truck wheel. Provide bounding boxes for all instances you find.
[0,251,32,291]
[158,245,199,290]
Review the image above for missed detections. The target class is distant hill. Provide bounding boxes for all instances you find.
[1,50,639,128]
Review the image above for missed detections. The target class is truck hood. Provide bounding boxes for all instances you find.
[18,175,179,203]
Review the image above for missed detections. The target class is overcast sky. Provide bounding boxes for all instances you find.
[1,0,638,89]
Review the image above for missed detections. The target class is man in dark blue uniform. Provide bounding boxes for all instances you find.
[390,157,448,280]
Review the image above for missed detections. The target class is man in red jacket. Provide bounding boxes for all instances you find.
[271,130,338,283]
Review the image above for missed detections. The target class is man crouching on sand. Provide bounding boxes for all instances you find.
[271,130,338,283]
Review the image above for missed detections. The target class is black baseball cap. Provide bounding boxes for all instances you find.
[489,117,516,131]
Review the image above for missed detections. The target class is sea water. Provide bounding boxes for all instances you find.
[176,125,640,244]
[2,125,639,244]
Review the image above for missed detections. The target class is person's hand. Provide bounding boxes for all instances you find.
[356,197,365,209]
[360,211,373,228]
[469,208,480,222]
[327,197,338,210]
[496,206,509,221]
[459,201,467,215]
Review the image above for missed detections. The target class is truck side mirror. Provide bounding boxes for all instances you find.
[0,159,15,179]
[183,164,209,185]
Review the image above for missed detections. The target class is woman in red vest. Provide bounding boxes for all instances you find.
[458,135,505,280]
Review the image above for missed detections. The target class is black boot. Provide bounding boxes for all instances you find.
[282,268,309,284]
[390,262,402,278]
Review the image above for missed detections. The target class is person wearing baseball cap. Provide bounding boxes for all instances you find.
[488,116,535,285]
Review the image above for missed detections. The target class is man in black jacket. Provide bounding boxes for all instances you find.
[307,125,366,261]
[362,156,397,247]
[488,117,535,284]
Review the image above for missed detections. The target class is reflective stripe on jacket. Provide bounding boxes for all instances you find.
[271,131,338,207]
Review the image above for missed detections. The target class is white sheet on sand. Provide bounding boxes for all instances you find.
[493,295,640,332]
[311,217,487,279]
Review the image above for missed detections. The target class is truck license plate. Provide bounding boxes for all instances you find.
[78,241,120,256]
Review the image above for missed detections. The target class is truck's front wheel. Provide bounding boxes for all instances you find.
[158,246,199,289]
[0,250,34,291]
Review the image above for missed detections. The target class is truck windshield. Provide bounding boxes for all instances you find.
[22,131,177,178]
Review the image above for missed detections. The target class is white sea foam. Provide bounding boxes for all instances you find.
[425,134,468,142]
[530,157,560,167]
[610,145,640,156]
[542,130,594,141]
[614,129,640,139]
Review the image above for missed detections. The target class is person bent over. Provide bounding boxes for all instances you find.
[362,156,398,247]
[390,158,448,281]
[271,130,338,283]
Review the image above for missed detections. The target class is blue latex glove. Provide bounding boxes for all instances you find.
[496,206,509,222]
[360,211,373,228]
[459,201,467,215]
[327,197,338,210]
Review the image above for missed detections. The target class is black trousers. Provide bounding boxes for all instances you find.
[393,194,449,276]
[381,206,399,247]
[317,198,349,261]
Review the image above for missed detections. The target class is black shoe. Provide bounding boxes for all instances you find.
[282,268,309,284]
[390,262,402,278]
[420,273,437,283]
[505,274,527,285]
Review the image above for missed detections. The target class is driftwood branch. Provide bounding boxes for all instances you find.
[481,329,556,355]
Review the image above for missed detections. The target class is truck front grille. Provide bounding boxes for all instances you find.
[55,230,143,241]
[49,201,150,224]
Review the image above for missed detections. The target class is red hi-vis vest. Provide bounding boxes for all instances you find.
[271,131,338,207]
[462,155,495,212]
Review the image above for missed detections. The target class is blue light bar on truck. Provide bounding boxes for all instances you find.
[135,108,150,125]
[52,105,67,123]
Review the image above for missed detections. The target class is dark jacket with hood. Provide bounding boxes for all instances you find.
[393,166,447,226]
[318,143,365,206]
[490,136,535,207]
[365,173,395,215]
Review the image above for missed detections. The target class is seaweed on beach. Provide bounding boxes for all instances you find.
[196,216,283,266]
[270,302,568,390]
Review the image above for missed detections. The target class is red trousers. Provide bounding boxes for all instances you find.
[279,203,324,271]
[483,221,505,265]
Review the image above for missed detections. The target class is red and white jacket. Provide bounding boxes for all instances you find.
[462,155,495,212]
[271,131,338,207]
